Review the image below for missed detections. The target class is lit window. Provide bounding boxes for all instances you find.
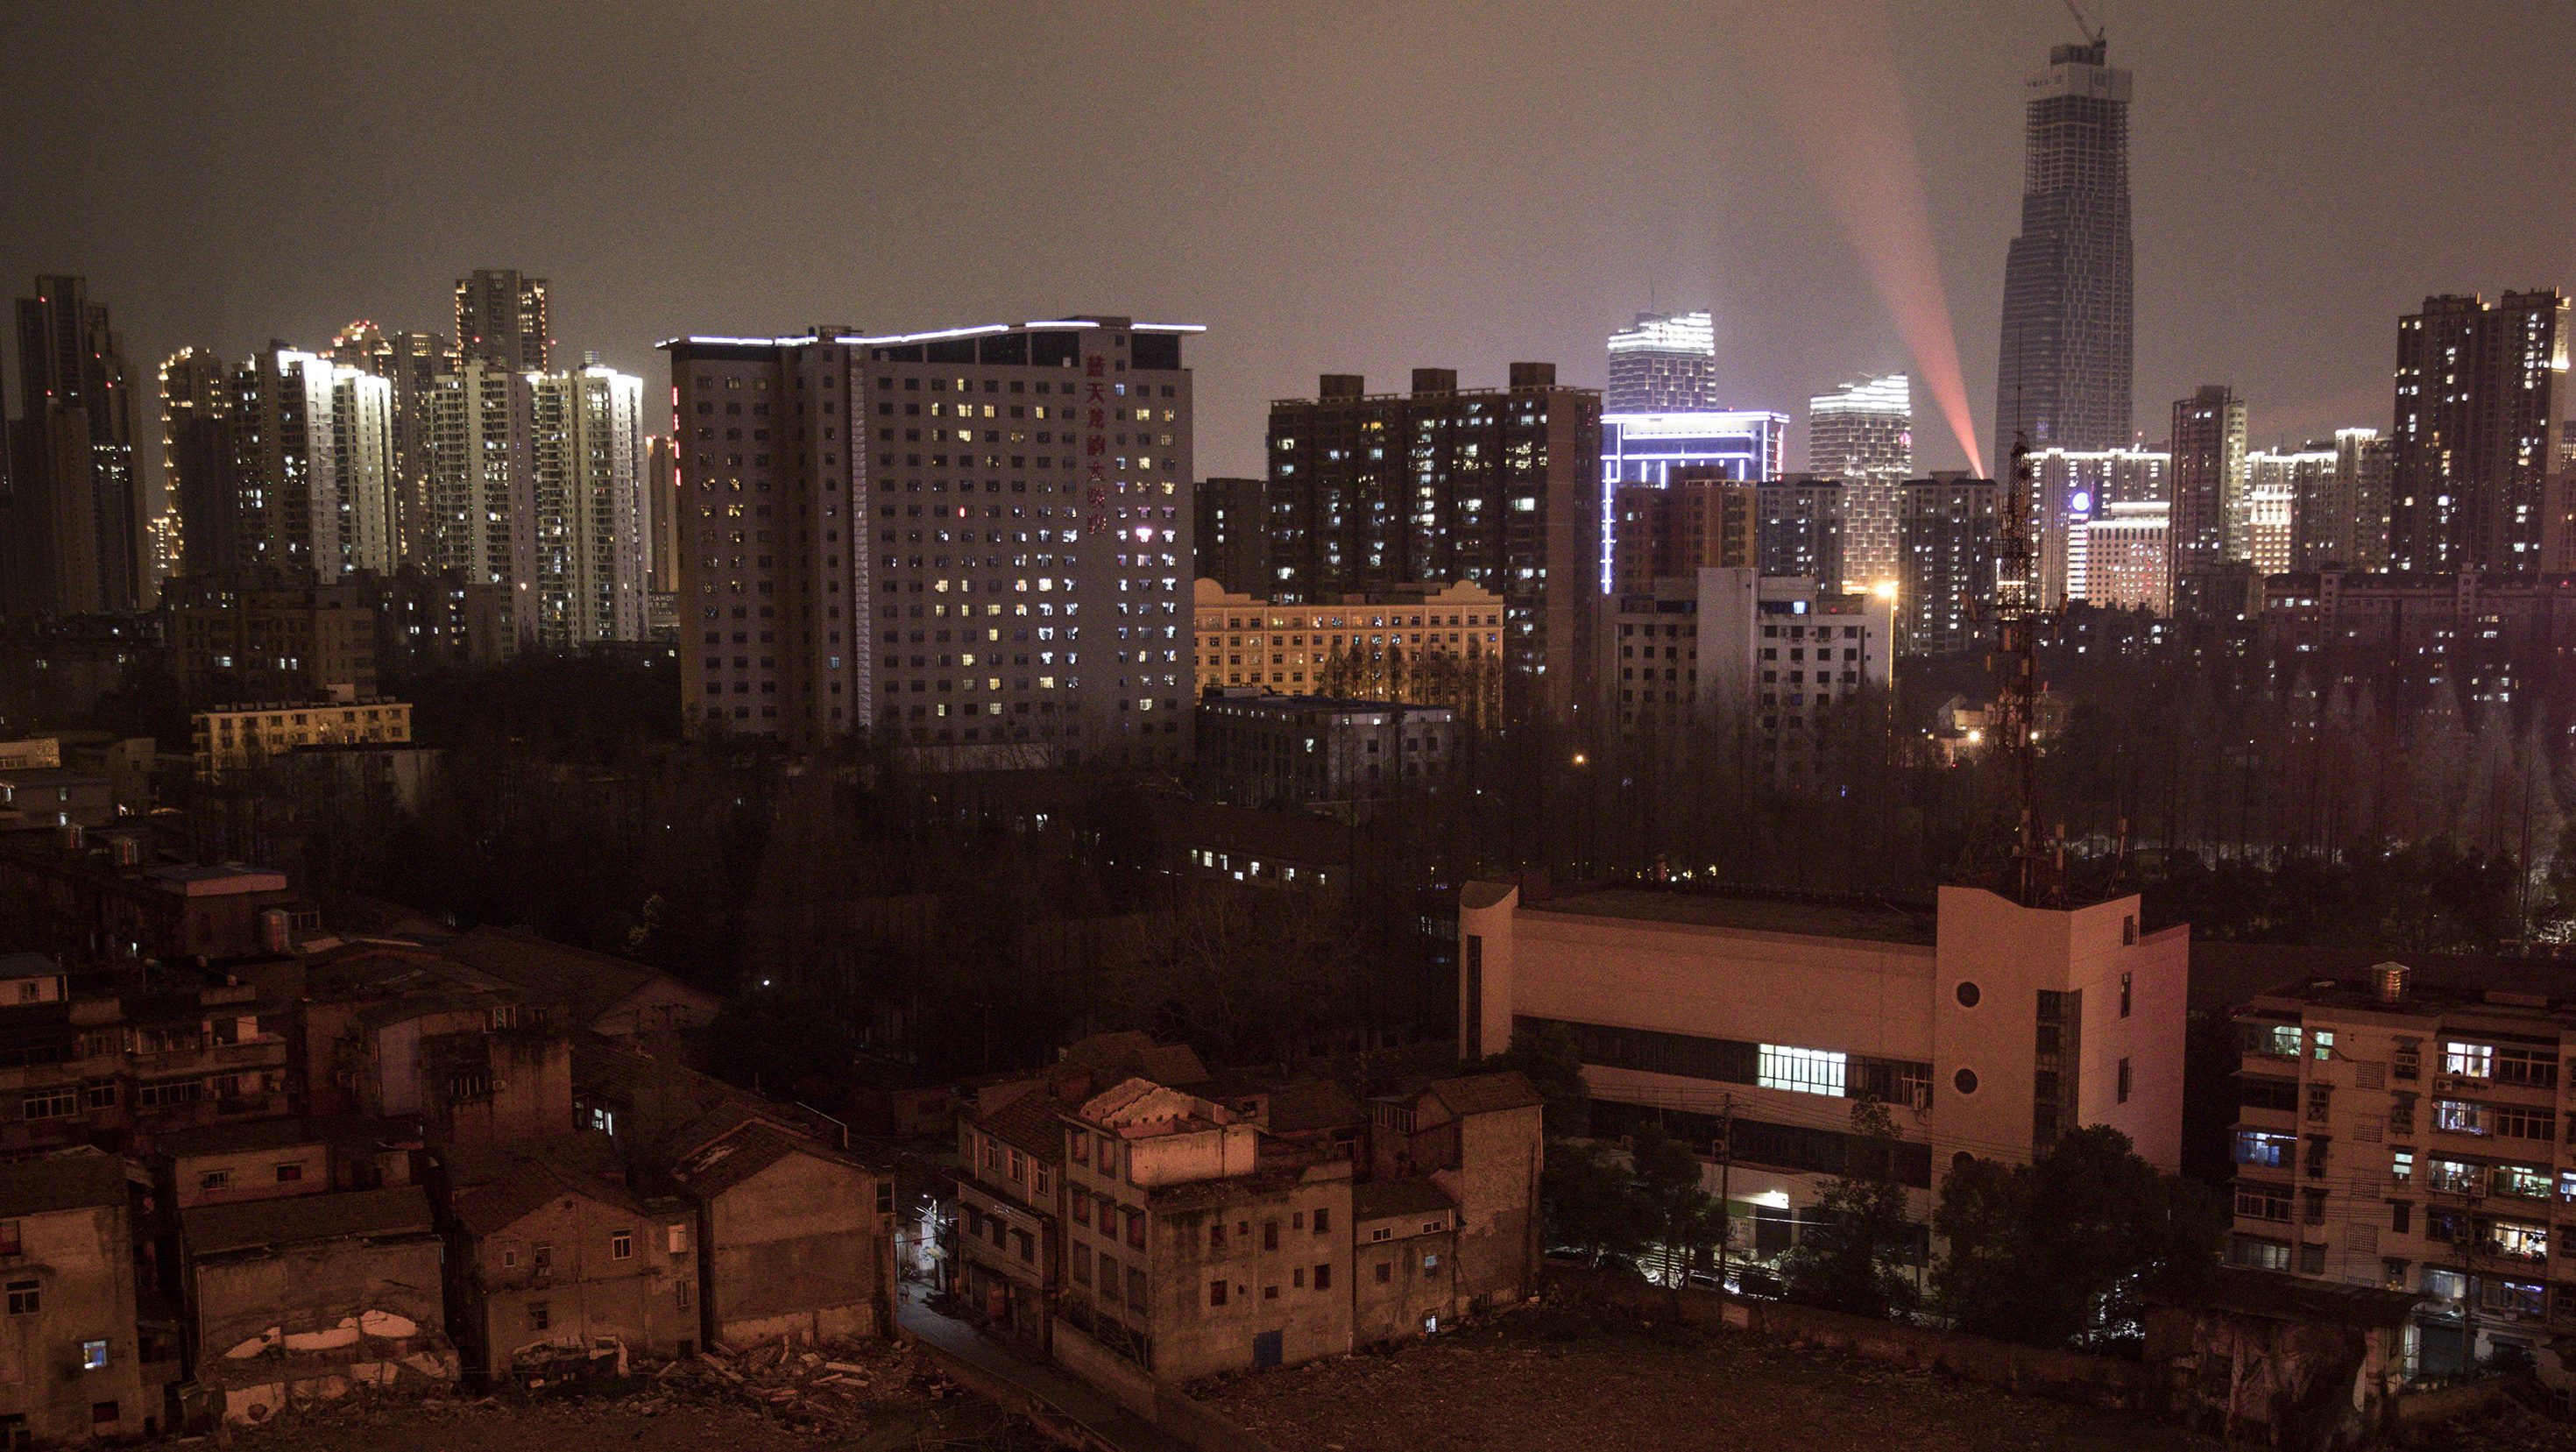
[1757,1045,1847,1096]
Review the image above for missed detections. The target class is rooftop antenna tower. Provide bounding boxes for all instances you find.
[1995,430,2062,907]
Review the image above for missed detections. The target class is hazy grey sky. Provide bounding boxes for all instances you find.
[6,1,2572,487]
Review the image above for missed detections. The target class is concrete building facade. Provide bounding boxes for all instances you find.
[665,317,1194,763]
[1460,882,2186,1260]
[1266,365,1598,717]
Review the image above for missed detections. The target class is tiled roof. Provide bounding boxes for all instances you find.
[0,1151,128,1217]
[183,1184,435,1258]
[671,1123,867,1201]
[977,1090,1068,1163]
[1425,1071,1542,1118]
[156,1117,326,1159]
[439,927,715,1028]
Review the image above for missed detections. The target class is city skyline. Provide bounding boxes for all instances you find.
[5,4,2571,496]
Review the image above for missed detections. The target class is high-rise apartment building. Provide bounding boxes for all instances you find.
[2246,443,2336,571]
[1755,475,1844,589]
[2078,501,2170,614]
[528,362,646,644]
[1193,476,1270,594]
[1605,310,1717,412]
[647,433,679,595]
[1608,471,1755,595]
[1898,474,2001,655]
[159,347,235,580]
[227,346,396,583]
[424,358,536,639]
[453,269,552,372]
[2390,292,2570,575]
[2031,446,2169,607]
[9,276,143,615]
[664,316,1196,763]
[2331,429,2396,570]
[1808,374,1913,591]
[1603,566,1893,782]
[1268,365,1599,716]
[331,322,456,564]
[2170,385,2248,577]
[1993,39,2134,471]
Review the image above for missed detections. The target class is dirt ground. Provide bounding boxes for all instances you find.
[205,1337,1046,1452]
[1203,1305,2217,1452]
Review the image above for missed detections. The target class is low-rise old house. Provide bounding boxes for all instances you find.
[432,929,718,1051]
[177,1185,456,1424]
[952,1032,1210,1349]
[1366,1073,1544,1311]
[0,1154,162,1443]
[438,1137,700,1383]
[1351,1178,1462,1342]
[669,1123,891,1347]
[158,1120,329,1212]
[0,957,294,1163]
[1059,1078,1356,1380]
[2144,1267,2421,1450]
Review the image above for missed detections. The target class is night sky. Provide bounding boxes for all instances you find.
[5,1,2572,498]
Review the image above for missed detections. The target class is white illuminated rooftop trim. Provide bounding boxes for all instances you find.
[1602,409,1788,436]
[1808,373,1912,415]
[1607,310,1716,357]
[662,316,1199,351]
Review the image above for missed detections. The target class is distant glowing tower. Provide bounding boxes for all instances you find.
[1993,34,2134,474]
[1606,310,1718,413]
[1808,373,1913,590]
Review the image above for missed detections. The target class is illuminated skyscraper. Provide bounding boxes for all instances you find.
[332,321,456,563]
[453,268,552,372]
[2031,446,2168,607]
[2246,442,2336,570]
[2389,291,2569,574]
[2169,385,2247,576]
[528,361,646,644]
[1597,409,1786,592]
[1993,37,2133,471]
[1808,373,1912,589]
[230,345,396,581]
[1605,311,1717,412]
[159,346,233,580]
[1898,473,1999,656]
[425,357,537,639]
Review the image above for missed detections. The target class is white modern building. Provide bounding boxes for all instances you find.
[425,358,537,640]
[1606,310,1718,413]
[1808,374,1912,592]
[530,362,647,644]
[2077,501,2172,614]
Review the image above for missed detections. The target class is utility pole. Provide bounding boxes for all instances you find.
[1713,1093,1736,1288]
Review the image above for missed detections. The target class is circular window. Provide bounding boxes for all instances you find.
[1954,1067,1979,1095]
[1955,981,1981,1009]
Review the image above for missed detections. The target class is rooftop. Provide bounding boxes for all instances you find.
[2146,1266,2420,1329]
[183,1184,435,1257]
[1520,886,1938,946]
[157,1117,328,1159]
[1353,1177,1456,1223]
[0,1151,128,1216]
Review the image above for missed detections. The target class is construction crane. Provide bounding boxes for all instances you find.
[2063,0,2105,49]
